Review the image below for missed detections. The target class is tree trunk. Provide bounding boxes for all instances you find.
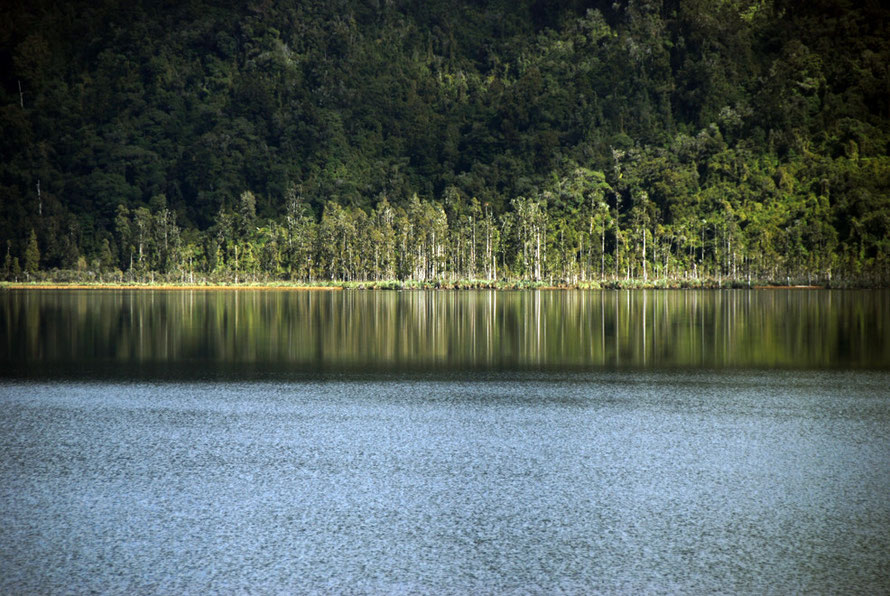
[601,229,605,280]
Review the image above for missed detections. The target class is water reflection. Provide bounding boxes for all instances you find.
[1,289,888,375]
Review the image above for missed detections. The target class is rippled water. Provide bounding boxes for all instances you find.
[2,289,889,592]
[2,371,889,593]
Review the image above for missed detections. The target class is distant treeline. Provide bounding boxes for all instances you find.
[4,170,878,286]
[1,0,889,285]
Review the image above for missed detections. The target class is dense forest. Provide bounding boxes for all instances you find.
[1,0,889,285]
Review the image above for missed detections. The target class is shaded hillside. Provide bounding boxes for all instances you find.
[1,0,888,283]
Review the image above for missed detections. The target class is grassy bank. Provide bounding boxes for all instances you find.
[0,282,343,291]
[1,278,845,291]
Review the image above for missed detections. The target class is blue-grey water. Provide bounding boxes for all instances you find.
[3,372,890,593]
[2,290,890,593]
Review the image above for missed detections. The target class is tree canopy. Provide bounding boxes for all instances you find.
[2,0,888,284]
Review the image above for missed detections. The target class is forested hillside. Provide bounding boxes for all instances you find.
[2,0,889,285]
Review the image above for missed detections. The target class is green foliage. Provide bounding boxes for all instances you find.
[1,0,888,285]
[24,229,39,275]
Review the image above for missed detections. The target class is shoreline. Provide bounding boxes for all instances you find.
[0,281,837,291]
[0,283,344,291]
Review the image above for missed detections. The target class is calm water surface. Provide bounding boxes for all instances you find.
[1,290,889,593]
[2,289,888,375]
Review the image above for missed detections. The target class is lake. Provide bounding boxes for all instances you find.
[2,289,889,593]
[2,288,888,375]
